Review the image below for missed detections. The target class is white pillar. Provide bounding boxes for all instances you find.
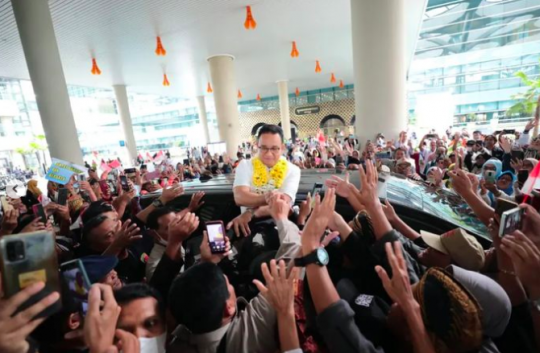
[113,85,137,164]
[277,81,292,141]
[351,0,407,146]
[196,96,211,145]
[11,0,83,164]
[207,55,241,155]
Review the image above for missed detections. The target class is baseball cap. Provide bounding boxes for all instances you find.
[80,255,119,283]
[420,228,485,271]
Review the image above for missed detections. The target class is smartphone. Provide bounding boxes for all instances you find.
[0,231,62,318]
[311,183,324,208]
[60,259,91,316]
[120,175,129,192]
[1,196,12,211]
[375,152,391,160]
[32,204,47,224]
[518,170,529,185]
[511,150,525,160]
[183,159,190,166]
[425,134,436,139]
[503,129,516,135]
[499,207,523,238]
[206,221,227,254]
[78,174,86,182]
[484,170,497,184]
[57,188,69,206]
[124,168,136,177]
[495,198,518,217]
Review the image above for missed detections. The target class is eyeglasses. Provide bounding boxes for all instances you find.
[260,146,281,154]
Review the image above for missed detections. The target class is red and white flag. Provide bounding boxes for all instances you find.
[522,161,540,196]
[100,160,112,172]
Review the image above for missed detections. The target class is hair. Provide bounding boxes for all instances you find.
[169,262,229,334]
[27,179,42,197]
[146,207,174,230]
[257,124,284,142]
[114,283,166,320]
[237,152,244,159]
[81,201,115,224]
[82,215,108,243]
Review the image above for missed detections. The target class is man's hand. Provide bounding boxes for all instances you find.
[55,205,71,223]
[0,282,59,353]
[354,160,380,210]
[302,188,336,254]
[325,173,354,199]
[84,284,122,353]
[375,242,418,312]
[501,231,540,297]
[297,193,312,225]
[381,200,398,224]
[510,158,523,173]
[467,173,480,191]
[200,231,231,264]
[168,212,199,244]
[0,209,19,235]
[448,169,473,196]
[159,185,184,204]
[484,182,499,194]
[525,119,537,132]
[520,204,540,248]
[114,329,140,353]
[110,220,142,251]
[188,192,205,212]
[500,136,512,154]
[269,194,290,221]
[226,211,252,238]
[253,259,298,315]
[79,181,93,193]
[20,218,46,234]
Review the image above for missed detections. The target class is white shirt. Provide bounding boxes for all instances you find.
[233,157,301,210]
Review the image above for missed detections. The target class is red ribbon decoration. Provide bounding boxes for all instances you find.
[244,6,257,30]
[91,58,101,75]
[162,74,170,86]
[207,82,213,93]
[315,60,322,73]
[291,41,299,58]
[155,37,166,56]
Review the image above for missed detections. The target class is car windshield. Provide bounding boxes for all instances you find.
[386,176,490,240]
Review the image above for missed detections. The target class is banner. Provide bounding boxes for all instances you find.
[45,158,87,185]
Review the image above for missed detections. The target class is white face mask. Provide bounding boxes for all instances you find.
[139,333,166,353]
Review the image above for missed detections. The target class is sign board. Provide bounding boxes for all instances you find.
[295,105,320,116]
[45,158,87,185]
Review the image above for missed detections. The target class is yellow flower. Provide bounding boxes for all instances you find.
[252,158,287,189]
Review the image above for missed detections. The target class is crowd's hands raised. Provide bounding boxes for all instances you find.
[525,119,538,132]
[501,231,540,298]
[302,188,336,254]
[106,220,142,254]
[355,160,380,210]
[0,208,19,236]
[297,193,312,226]
[188,191,205,212]
[381,199,398,224]
[159,184,184,204]
[448,168,474,196]
[253,259,298,315]
[269,193,290,222]
[20,217,48,234]
[325,173,357,199]
[200,231,231,264]
[0,281,60,353]
[84,284,122,353]
[169,212,199,244]
[227,211,252,238]
[500,136,512,154]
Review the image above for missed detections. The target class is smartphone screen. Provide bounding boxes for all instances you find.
[495,199,518,217]
[499,207,523,237]
[484,170,497,184]
[518,170,529,185]
[311,183,324,208]
[78,174,86,182]
[32,204,47,223]
[120,175,129,191]
[206,221,226,254]
[57,188,69,206]
[60,259,91,316]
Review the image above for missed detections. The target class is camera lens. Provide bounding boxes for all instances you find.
[6,240,25,262]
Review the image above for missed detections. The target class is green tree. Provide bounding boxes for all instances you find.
[14,135,48,174]
[506,60,540,135]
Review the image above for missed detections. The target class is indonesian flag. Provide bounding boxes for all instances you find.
[108,160,121,169]
[153,150,165,164]
[146,152,153,160]
[100,160,112,172]
[522,161,540,196]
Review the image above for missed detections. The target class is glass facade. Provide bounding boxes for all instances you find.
[408,0,540,127]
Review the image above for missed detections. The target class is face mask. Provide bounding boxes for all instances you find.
[139,333,166,353]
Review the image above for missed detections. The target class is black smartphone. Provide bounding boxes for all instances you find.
[78,174,86,182]
[511,150,525,160]
[503,129,516,134]
[499,207,523,238]
[120,175,129,192]
[124,168,136,177]
[495,198,518,217]
[0,231,62,318]
[183,159,190,166]
[60,259,91,317]
[518,170,529,185]
[57,188,69,206]
[206,221,227,254]
[311,182,324,208]
[425,134,436,139]
[32,204,47,224]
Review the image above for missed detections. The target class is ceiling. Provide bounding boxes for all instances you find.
[0,0,426,100]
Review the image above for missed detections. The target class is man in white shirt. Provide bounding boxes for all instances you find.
[229,125,300,236]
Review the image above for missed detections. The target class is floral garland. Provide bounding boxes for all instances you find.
[252,157,288,189]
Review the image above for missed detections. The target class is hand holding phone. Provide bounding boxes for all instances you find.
[32,204,47,224]
[310,183,324,209]
[57,188,69,206]
[60,259,91,316]
[499,207,523,237]
[205,221,227,254]
[484,170,497,184]
[119,175,129,192]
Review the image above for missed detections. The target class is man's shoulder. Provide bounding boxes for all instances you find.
[285,160,300,175]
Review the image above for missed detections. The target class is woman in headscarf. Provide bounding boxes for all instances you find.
[22,179,42,209]
[481,170,516,206]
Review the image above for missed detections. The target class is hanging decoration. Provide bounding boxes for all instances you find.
[315,60,322,73]
[290,41,299,58]
[155,36,167,56]
[295,87,300,96]
[339,80,345,89]
[330,73,336,83]
[244,6,257,30]
[256,94,261,101]
[91,58,101,75]
[207,82,213,93]
[238,90,243,99]
[162,74,170,86]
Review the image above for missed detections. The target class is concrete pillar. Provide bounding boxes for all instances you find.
[351,0,407,146]
[113,85,138,164]
[11,0,83,164]
[196,96,211,145]
[277,80,292,141]
[207,55,241,154]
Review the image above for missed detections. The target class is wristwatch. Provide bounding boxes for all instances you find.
[530,298,540,312]
[152,198,164,208]
[294,247,329,267]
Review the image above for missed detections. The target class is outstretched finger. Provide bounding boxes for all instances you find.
[375,265,392,293]
[3,281,45,317]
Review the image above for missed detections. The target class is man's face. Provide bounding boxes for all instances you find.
[436,140,445,148]
[89,218,120,253]
[395,150,405,160]
[101,269,122,290]
[157,212,176,239]
[485,137,496,149]
[117,297,166,338]
[258,133,283,167]
[473,132,482,141]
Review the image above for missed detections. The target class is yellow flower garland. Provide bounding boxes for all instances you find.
[252,157,288,189]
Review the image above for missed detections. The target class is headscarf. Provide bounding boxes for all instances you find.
[488,170,516,205]
[481,159,502,178]
[27,180,42,197]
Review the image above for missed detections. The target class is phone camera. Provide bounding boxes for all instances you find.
[6,240,25,262]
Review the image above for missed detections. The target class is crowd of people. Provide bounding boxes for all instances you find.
[0,122,539,353]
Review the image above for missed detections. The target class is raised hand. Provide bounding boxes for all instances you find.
[500,136,512,154]
[168,212,200,244]
[448,169,473,196]
[525,119,538,132]
[0,209,19,235]
[381,199,398,224]
[253,259,298,315]
[200,231,231,264]
[269,194,291,222]
[84,284,121,353]
[302,188,336,254]
[501,231,540,296]
[160,185,184,204]
[111,220,142,250]
[226,212,252,238]
[297,193,312,225]
[519,204,540,249]
[325,173,355,198]
[20,218,47,234]
[510,159,523,173]
[355,160,380,209]
[188,192,205,212]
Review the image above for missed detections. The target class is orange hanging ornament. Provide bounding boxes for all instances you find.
[256,94,261,101]
[155,37,166,56]
[330,73,336,83]
[207,82,213,93]
[238,90,243,99]
[290,41,299,58]
[162,74,170,86]
[339,80,345,88]
[315,60,322,73]
[295,87,300,96]
[90,58,101,75]
[244,6,257,30]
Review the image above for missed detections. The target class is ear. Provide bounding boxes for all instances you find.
[223,299,236,319]
[68,312,81,330]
